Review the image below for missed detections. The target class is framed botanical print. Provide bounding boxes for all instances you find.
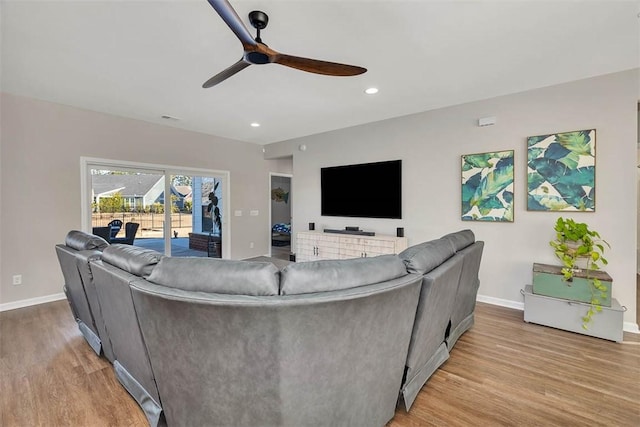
[527,129,595,212]
[461,150,514,222]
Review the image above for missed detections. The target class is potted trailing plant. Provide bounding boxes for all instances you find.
[549,217,610,328]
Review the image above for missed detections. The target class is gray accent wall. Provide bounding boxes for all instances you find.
[265,69,639,328]
[0,93,288,306]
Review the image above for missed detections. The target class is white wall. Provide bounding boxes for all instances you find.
[0,93,288,306]
[266,69,639,328]
[637,106,640,272]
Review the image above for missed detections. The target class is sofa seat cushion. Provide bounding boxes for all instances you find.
[280,254,407,295]
[65,230,109,251]
[399,238,455,275]
[147,257,280,296]
[101,244,163,278]
[441,229,475,252]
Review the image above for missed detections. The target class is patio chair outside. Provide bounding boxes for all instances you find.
[108,219,123,239]
[111,222,139,245]
[92,226,112,242]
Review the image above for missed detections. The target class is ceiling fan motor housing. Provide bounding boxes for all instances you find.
[245,51,271,64]
[249,11,269,30]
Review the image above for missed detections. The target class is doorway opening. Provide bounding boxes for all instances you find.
[269,173,292,260]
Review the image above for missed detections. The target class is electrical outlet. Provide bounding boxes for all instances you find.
[250,242,254,248]
[12,275,22,286]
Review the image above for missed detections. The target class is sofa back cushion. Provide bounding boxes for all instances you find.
[147,257,280,296]
[280,254,407,295]
[441,229,475,252]
[399,238,455,275]
[65,230,109,251]
[55,245,100,330]
[101,244,163,278]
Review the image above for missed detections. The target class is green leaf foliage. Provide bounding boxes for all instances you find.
[544,142,571,161]
[528,158,566,184]
[527,171,546,192]
[549,217,610,329]
[527,134,550,146]
[462,172,482,199]
[495,155,513,170]
[477,195,504,210]
[527,147,546,162]
[463,154,493,169]
[542,140,581,169]
[556,130,593,156]
[553,182,592,211]
[528,194,571,211]
[470,164,514,205]
[462,162,475,172]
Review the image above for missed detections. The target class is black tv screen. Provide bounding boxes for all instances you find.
[321,160,402,219]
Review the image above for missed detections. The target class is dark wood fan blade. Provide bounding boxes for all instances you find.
[206,0,256,46]
[274,54,366,76]
[202,59,251,88]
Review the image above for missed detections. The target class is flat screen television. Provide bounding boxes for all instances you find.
[321,160,402,219]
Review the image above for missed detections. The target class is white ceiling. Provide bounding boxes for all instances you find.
[2,0,639,145]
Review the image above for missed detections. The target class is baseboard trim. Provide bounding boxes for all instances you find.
[477,293,639,335]
[623,322,640,334]
[0,293,66,312]
[477,294,524,311]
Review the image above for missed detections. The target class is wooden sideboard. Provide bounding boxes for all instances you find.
[296,231,408,262]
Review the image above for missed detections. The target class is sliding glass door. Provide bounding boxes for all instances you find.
[82,158,229,258]
[167,174,224,257]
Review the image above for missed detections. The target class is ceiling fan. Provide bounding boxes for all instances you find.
[202,0,367,88]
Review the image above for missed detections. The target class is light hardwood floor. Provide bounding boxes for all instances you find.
[1,300,638,426]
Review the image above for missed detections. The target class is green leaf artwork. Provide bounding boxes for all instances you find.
[461,150,514,222]
[527,129,595,211]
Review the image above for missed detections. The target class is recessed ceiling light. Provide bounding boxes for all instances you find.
[364,87,379,95]
[250,122,261,127]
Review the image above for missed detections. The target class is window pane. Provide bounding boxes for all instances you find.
[90,168,165,253]
[168,175,223,258]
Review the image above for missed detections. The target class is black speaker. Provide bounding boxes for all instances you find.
[309,222,315,231]
[396,227,404,237]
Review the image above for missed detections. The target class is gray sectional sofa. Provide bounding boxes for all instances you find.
[55,231,113,359]
[55,229,483,427]
[91,245,165,426]
[398,230,484,409]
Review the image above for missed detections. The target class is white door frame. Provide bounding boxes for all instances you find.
[268,172,293,257]
[81,157,231,258]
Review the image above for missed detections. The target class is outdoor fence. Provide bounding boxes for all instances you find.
[92,212,192,232]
